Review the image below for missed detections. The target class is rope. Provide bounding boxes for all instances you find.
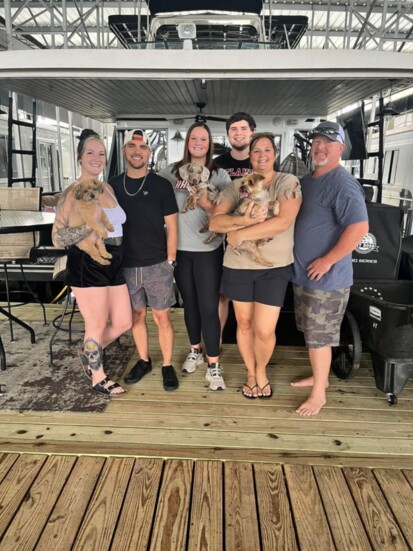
[50,285,68,304]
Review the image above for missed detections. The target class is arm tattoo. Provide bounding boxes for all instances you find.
[57,225,92,246]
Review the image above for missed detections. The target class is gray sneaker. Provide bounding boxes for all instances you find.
[206,362,226,391]
[182,348,205,373]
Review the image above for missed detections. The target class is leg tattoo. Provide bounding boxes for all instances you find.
[83,338,103,371]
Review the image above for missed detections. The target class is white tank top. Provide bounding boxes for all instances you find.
[103,188,126,237]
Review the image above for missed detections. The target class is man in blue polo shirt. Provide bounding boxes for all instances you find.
[292,121,369,416]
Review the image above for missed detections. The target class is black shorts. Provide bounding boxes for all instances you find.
[221,264,293,307]
[66,244,125,288]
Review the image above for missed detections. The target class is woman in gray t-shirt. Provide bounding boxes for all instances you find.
[160,122,230,391]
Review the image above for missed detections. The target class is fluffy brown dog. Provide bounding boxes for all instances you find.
[232,172,280,267]
[68,179,114,265]
[179,163,221,244]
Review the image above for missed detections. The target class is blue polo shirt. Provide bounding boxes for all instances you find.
[293,166,368,290]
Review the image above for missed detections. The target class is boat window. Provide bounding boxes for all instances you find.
[383,149,399,185]
[0,134,18,182]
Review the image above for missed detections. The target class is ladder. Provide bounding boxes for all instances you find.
[7,95,37,187]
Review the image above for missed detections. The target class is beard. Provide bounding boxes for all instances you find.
[126,158,146,170]
[231,143,249,152]
[313,158,328,167]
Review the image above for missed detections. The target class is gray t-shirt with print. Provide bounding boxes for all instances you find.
[159,164,230,252]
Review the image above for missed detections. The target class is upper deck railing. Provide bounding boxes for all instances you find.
[0,1,412,53]
[108,14,308,50]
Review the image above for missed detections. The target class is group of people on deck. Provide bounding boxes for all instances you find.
[52,112,368,416]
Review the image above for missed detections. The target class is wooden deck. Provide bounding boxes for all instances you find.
[0,453,412,550]
[1,304,413,549]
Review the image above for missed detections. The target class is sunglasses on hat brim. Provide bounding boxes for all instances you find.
[308,129,342,139]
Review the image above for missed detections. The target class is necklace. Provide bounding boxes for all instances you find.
[123,172,148,197]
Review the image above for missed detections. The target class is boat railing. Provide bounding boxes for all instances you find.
[128,40,284,50]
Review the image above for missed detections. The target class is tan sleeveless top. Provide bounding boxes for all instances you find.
[221,172,301,270]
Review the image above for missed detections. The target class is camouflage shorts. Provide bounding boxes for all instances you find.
[293,285,350,348]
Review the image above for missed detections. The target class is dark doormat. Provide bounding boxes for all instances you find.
[0,321,134,413]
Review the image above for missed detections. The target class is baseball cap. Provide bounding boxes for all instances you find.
[308,121,345,144]
[123,129,150,146]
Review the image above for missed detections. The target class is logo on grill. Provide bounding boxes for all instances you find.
[355,232,378,255]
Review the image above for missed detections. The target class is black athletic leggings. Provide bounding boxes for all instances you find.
[175,245,223,358]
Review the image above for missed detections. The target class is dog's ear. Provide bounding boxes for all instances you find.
[73,183,83,200]
[179,164,190,181]
[95,180,105,194]
[253,173,265,183]
[200,166,210,183]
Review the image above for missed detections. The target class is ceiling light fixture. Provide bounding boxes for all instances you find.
[171,130,184,141]
[378,82,400,121]
[378,102,400,121]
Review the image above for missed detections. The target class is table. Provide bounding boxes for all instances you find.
[0,210,55,234]
[0,210,55,370]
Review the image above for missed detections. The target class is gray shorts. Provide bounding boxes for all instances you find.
[293,285,350,348]
[124,261,176,312]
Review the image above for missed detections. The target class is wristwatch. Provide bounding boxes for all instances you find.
[168,259,177,268]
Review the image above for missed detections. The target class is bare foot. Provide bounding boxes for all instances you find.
[290,376,329,389]
[296,394,326,416]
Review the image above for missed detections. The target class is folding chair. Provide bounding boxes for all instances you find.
[0,187,47,341]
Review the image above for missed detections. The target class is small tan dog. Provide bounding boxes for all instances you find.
[179,163,221,244]
[232,172,280,267]
[69,179,114,265]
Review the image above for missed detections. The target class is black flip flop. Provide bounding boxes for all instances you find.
[242,382,258,399]
[258,382,273,399]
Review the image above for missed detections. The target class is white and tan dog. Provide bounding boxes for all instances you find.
[232,172,279,267]
[179,162,221,244]
[69,179,114,265]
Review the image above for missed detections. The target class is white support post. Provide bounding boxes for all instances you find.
[55,106,64,191]
[68,111,77,182]
[4,0,13,50]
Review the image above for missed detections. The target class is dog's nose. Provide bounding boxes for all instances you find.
[90,193,95,198]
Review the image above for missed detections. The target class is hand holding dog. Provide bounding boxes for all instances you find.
[241,202,268,225]
[227,229,245,249]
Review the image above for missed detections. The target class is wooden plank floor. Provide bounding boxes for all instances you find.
[1,305,413,467]
[0,452,412,550]
[1,305,413,550]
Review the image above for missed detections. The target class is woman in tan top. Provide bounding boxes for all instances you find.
[210,132,302,399]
